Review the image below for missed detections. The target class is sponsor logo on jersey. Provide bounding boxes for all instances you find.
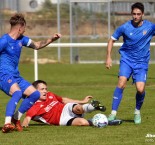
[44,101,58,112]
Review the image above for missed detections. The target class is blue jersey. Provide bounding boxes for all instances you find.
[112,20,155,63]
[0,34,31,77]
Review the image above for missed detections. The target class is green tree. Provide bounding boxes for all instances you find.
[37,0,57,18]
[42,0,54,12]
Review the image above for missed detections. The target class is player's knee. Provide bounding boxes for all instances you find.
[78,119,89,126]
[137,89,145,94]
[117,81,126,89]
[136,85,145,94]
[73,105,84,114]
[117,77,127,89]
[136,82,145,94]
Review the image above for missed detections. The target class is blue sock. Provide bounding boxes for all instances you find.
[136,91,145,110]
[6,91,22,116]
[112,87,124,111]
[18,91,40,114]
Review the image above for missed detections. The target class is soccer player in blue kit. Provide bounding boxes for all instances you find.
[105,2,155,124]
[0,13,61,133]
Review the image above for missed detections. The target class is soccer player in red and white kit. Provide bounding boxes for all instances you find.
[22,80,106,127]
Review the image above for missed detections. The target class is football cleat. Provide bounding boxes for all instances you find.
[91,100,106,112]
[87,119,93,126]
[2,123,15,133]
[134,114,141,124]
[12,118,23,132]
[108,119,122,125]
[107,114,116,121]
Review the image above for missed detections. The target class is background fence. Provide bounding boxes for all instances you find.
[0,0,155,64]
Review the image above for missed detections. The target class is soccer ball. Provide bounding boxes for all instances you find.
[92,113,108,128]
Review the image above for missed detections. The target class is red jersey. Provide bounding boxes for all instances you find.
[26,92,65,125]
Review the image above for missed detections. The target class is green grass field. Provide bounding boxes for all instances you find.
[0,64,155,145]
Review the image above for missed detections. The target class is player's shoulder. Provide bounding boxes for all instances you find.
[143,20,155,31]
[119,20,131,30]
[122,20,132,27]
[143,20,154,26]
[0,34,8,41]
[18,35,30,41]
[47,91,54,95]
[0,34,9,47]
[47,91,56,98]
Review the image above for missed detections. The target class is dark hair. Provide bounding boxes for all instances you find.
[10,13,26,26]
[131,2,144,13]
[32,80,47,89]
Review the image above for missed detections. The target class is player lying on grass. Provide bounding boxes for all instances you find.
[22,80,106,127]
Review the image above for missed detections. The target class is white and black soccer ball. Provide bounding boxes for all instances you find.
[92,113,108,128]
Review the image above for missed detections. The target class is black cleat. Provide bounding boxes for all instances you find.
[91,100,106,112]
[108,119,123,125]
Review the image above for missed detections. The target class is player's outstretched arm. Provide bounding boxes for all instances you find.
[29,33,61,50]
[62,96,93,104]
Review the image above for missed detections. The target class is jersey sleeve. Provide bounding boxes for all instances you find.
[0,38,7,52]
[54,94,63,102]
[21,35,32,47]
[112,25,124,40]
[26,105,39,118]
[47,92,63,103]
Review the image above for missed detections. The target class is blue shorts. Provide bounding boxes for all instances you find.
[119,60,148,83]
[0,74,31,96]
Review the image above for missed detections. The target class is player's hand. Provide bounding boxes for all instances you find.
[83,96,93,103]
[51,33,61,42]
[105,57,112,69]
[22,125,29,128]
[22,123,29,128]
[22,117,31,128]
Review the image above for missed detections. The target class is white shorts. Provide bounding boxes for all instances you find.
[59,103,83,125]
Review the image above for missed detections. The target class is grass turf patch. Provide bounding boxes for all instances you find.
[0,64,155,145]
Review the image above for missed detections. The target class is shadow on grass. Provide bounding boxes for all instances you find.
[122,119,134,123]
[29,123,49,127]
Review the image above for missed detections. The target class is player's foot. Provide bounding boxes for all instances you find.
[108,119,122,125]
[11,118,23,132]
[2,123,15,133]
[108,114,116,121]
[134,113,141,124]
[91,100,106,112]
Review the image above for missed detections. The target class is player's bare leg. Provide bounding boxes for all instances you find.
[71,118,90,126]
